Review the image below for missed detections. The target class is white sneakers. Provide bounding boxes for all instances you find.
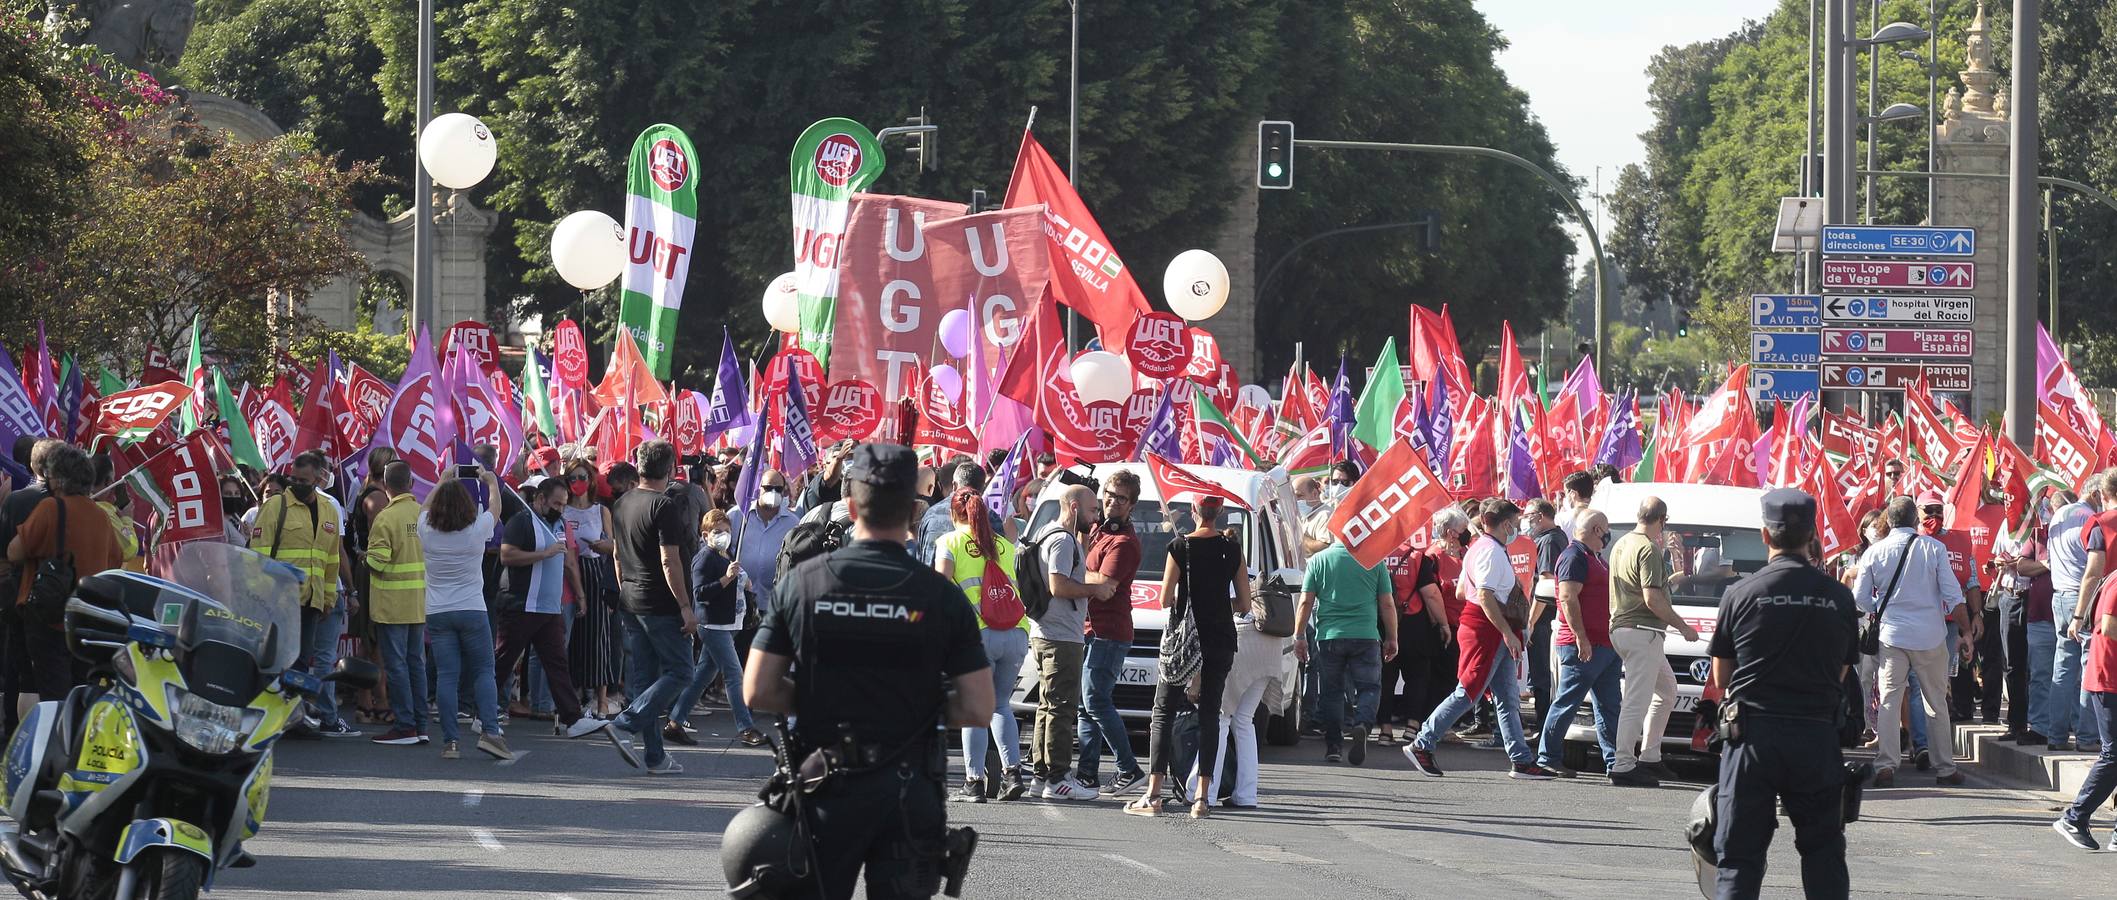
[563,716,613,739]
[1040,776,1101,801]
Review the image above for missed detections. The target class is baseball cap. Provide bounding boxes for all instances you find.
[844,443,916,489]
[1760,487,1817,531]
[1916,489,1945,508]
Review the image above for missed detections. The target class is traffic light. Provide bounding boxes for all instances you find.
[904,107,936,172]
[1258,120,1293,189]
[1676,310,1691,337]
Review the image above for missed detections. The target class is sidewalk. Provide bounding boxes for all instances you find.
[1954,722,2104,798]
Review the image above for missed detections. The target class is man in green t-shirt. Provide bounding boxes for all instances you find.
[1606,496,1698,787]
[1295,538,1399,765]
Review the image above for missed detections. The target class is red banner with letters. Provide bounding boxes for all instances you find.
[92,381,191,440]
[141,430,227,545]
[825,194,970,400]
[1328,437,1454,569]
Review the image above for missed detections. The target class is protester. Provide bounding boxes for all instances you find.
[732,468,798,614]
[495,475,611,757]
[2065,471,2117,754]
[419,473,503,760]
[1076,470,1144,794]
[1381,512,1461,744]
[1855,497,1971,787]
[1993,517,2053,745]
[607,440,700,774]
[1028,484,1108,801]
[1128,494,1251,818]
[934,488,1029,802]
[1211,612,1287,808]
[560,455,626,718]
[688,509,761,746]
[363,461,430,746]
[1523,497,1565,733]
[250,451,356,738]
[1554,470,1596,539]
[1536,510,1620,775]
[1294,525,1395,765]
[1607,496,1694,787]
[8,445,122,701]
[2050,532,2117,851]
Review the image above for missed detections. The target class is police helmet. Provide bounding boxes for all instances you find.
[1685,784,1718,899]
[722,802,811,898]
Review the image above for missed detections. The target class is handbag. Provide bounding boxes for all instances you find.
[24,497,75,626]
[1252,573,1297,638]
[1858,537,1915,656]
[1158,536,1205,685]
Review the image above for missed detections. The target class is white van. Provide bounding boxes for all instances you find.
[1013,463,1307,745]
[1551,481,1766,768]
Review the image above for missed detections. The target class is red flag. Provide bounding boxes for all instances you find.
[1802,455,1858,559]
[1409,305,1472,418]
[293,356,338,461]
[91,381,191,440]
[592,334,670,408]
[1277,361,1319,436]
[1455,400,1497,498]
[337,363,391,452]
[1002,130,1150,348]
[1903,376,1959,467]
[1684,365,1751,447]
[1497,322,1530,413]
[2036,401,2097,491]
[1327,437,1455,569]
[250,379,298,472]
[1146,453,1249,510]
[1822,408,1878,458]
[137,431,227,545]
[142,346,177,386]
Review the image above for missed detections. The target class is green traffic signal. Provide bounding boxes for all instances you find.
[1258,120,1293,189]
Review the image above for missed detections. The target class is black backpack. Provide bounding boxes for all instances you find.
[1015,524,1059,622]
[776,519,847,582]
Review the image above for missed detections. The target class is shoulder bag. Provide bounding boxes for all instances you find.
[1857,537,1915,656]
[24,497,75,626]
[1251,546,1298,639]
[1158,536,1204,685]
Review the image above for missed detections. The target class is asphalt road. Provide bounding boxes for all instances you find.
[196,707,2108,900]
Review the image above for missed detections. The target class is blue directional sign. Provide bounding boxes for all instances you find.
[1749,367,1820,401]
[1751,332,1821,366]
[1819,225,1976,257]
[1751,294,1822,329]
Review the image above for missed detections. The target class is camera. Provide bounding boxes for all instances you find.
[1054,466,1100,494]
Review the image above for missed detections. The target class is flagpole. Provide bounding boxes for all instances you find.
[1066,1,1082,354]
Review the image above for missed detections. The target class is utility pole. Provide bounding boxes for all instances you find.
[2005,0,2040,448]
[1066,0,1081,352]
[1824,0,1852,231]
[410,0,435,332]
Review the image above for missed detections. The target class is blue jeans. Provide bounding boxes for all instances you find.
[1415,651,1534,766]
[1908,668,1929,751]
[2064,691,2117,829]
[615,614,693,767]
[429,610,499,744]
[673,628,753,730]
[1538,642,1622,770]
[524,608,575,715]
[621,614,654,702]
[1316,638,1382,753]
[2051,591,2095,743]
[302,602,346,727]
[2028,620,2057,735]
[966,628,1030,779]
[1075,636,1139,780]
[375,623,428,732]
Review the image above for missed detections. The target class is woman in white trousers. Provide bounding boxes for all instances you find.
[1210,617,1292,808]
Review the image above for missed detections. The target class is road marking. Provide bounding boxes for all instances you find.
[462,789,483,808]
[1218,842,1328,865]
[470,829,504,852]
[1041,805,1067,822]
[1101,853,1167,877]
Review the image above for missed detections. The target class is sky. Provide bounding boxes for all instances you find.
[1478,0,1784,255]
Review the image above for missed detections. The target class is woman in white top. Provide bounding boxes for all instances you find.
[418,472,502,760]
[560,456,626,716]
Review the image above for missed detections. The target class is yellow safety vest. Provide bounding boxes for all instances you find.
[250,492,342,613]
[363,492,427,624]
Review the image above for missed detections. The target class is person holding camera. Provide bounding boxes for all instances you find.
[1704,488,1860,900]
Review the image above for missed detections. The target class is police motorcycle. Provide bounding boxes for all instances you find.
[0,543,377,900]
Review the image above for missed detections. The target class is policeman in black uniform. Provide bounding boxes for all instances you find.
[1706,488,1860,900]
[743,443,994,900]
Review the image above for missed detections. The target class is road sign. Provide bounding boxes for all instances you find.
[1751,294,1821,329]
[1749,367,1820,401]
[1820,327,1973,358]
[1751,332,1821,366]
[1819,226,1976,257]
[1821,294,1974,325]
[1821,362,1973,392]
[1820,259,1975,291]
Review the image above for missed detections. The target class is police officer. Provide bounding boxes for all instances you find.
[1706,488,1859,900]
[743,443,994,900]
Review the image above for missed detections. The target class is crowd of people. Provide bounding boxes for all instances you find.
[0,422,2111,862]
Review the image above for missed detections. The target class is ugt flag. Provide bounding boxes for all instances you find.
[618,124,700,379]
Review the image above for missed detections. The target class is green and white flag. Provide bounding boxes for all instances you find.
[789,118,885,369]
[618,124,700,380]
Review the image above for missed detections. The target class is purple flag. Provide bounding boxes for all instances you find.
[985,430,1035,522]
[1425,374,1453,472]
[1560,355,1604,421]
[732,396,772,516]
[32,324,57,436]
[1403,382,1431,460]
[448,343,521,472]
[376,326,457,498]
[1505,404,1542,501]
[702,328,753,445]
[1592,389,1643,472]
[777,359,818,477]
[1133,383,1183,463]
[1328,355,1355,457]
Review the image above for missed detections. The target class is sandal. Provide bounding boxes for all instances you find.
[739,729,767,747]
[1189,800,1211,820]
[1122,798,1158,817]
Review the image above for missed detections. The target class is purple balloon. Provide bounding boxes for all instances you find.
[928,364,963,404]
[939,308,974,359]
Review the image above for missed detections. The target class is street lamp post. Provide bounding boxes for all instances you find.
[2005,0,2040,448]
[411,0,435,331]
[1066,0,1080,352]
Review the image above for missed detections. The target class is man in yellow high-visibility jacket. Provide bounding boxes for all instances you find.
[365,460,429,745]
[251,451,357,738]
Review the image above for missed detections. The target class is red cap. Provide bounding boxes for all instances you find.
[528,446,560,470]
[1917,490,1945,507]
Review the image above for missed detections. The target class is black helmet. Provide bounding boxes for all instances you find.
[722,802,810,898]
[1685,784,1718,899]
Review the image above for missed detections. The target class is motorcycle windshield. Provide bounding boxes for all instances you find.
[168,543,305,674]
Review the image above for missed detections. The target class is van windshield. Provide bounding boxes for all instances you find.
[1607,523,1770,608]
[1028,500,1251,582]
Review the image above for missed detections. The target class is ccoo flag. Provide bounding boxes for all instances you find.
[789,118,886,368]
[618,124,700,379]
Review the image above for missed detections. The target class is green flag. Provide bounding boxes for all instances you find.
[1633,431,1657,482]
[789,118,886,368]
[616,124,700,380]
[96,365,125,396]
[180,314,204,432]
[1191,385,1264,469]
[522,351,557,439]
[1352,337,1405,452]
[214,368,265,471]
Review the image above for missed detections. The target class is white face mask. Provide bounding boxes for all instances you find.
[1296,500,1316,518]
[1322,483,1349,502]
[708,532,731,551]
[760,489,784,509]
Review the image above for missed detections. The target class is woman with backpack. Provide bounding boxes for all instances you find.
[1126,494,1251,820]
[933,487,1031,803]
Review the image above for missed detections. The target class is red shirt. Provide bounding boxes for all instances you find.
[1552,541,1613,648]
[1430,547,1465,626]
[1930,529,1978,591]
[2086,578,2117,694]
[1386,546,1430,616]
[1083,521,1140,643]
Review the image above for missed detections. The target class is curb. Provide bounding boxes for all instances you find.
[1953,722,2102,798]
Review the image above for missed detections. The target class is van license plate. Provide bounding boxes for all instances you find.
[1117,662,1159,686]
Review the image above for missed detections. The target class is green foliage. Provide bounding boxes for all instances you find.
[2042,4,2117,385]
[294,328,409,382]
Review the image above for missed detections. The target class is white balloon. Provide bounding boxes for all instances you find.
[1070,351,1132,406]
[1237,383,1272,411]
[762,272,802,334]
[549,210,626,290]
[1163,249,1230,321]
[418,112,498,190]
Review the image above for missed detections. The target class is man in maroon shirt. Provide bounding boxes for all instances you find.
[1076,470,1144,792]
[1536,510,1620,776]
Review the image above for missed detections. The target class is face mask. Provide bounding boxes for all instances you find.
[289,483,317,503]
[708,532,731,552]
[760,489,784,508]
[222,494,250,516]
[1322,483,1349,502]
[1296,500,1316,518]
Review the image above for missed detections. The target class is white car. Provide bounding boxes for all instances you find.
[1551,481,1767,768]
[1011,463,1307,746]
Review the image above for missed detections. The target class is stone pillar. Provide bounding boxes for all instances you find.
[1209,149,1260,385]
[1933,1,2009,420]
